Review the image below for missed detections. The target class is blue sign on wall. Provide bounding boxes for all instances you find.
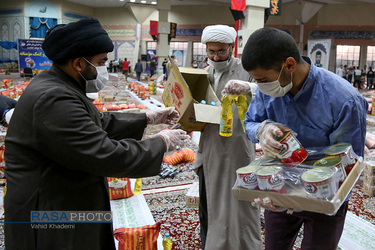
[18,39,52,74]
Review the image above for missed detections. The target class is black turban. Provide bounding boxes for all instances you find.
[42,18,114,62]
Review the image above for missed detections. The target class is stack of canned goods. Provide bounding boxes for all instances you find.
[235,142,357,200]
[363,160,375,197]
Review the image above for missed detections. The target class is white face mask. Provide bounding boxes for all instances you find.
[192,64,198,68]
[208,57,230,71]
[257,64,293,97]
[80,58,109,93]
[86,92,99,100]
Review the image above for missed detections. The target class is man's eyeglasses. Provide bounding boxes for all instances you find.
[206,46,231,57]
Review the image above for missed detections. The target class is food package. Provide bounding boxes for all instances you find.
[107,177,134,200]
[162,148,196,165]
[114,222,161,250]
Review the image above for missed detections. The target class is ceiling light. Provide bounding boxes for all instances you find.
[120,0,124,1]
[151,1,156,4]
[130,0,135,2]
[141,0,146,3]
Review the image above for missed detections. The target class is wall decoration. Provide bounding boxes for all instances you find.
[308,39,331,70]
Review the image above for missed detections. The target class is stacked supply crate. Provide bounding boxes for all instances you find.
[363,160,375,197]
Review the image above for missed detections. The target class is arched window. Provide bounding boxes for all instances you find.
[1,22,10,60]
[13,21,22,61]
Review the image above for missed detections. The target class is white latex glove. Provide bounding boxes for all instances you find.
[257,120,291,157]
[222,80,251,95]
[146,107,179,125]
[5,108,15,125]
[156,129,190,152]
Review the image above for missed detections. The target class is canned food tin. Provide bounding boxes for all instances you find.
[276,131,308,168]
[324,143,356,175]
[301,167,338,200]
[313,156,346,183]
[236,165,261,189]
[256,166,286,193]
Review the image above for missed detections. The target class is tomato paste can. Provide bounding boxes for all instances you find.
[276,131,308,168]
[301,167,338,200]
[236,165,261,189]
[324,143,356,175]
[255,166,286,193]
[313,156,346,183]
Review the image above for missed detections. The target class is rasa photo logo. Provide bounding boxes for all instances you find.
[30,211,112,229]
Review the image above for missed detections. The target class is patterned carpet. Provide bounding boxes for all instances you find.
[142,162,198,191]
[144,189,201,250]
[143,187,307,250]
[142,176,374,250]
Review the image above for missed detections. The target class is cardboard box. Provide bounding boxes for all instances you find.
[103,95,115,102]
[186,182,199,207]
[363,182,375,197]
[364,161,375,175]
[363,172,375,186]
[0,131,5,142]
[162,57,221,131]
[232,161,363,215]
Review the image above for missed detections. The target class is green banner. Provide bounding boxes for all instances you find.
[106,29,136,37]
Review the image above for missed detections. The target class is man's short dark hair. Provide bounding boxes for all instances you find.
[242,27,302,72]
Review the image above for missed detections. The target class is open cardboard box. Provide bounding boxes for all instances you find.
[232,160,364,215]
[185,182,199,207]
[162,57,221,131]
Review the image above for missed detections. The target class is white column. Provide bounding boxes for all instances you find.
[156,0,171,73]
[237,0,270,55]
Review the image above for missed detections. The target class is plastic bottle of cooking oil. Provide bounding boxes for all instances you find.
[134,178,142,194]
[220,95,234,137]
[163,232,173,250]
[3,182,6,211]
[234,94,248,133]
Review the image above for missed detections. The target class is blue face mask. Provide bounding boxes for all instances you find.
[79,58,109,93]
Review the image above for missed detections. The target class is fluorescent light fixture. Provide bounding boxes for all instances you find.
[130,0,135,2]
[120,0,124,1]
[151,1,156,4]
[141,0,146,3]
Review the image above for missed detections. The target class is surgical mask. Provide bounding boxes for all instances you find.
[192,64,198,68]
[257,64,293,97]
[80,58,109,93]
[208,57,230,71]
